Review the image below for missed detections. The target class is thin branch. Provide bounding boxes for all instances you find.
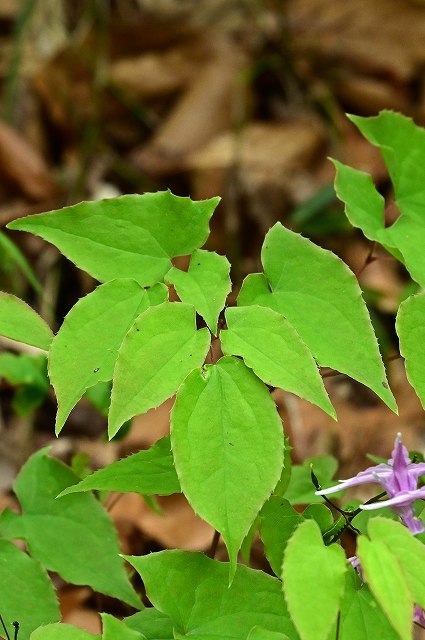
[0,613,11,640]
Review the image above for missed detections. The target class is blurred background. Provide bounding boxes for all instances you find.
[1,0,425,632]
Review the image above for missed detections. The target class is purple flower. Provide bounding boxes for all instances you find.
[315,433,425,534]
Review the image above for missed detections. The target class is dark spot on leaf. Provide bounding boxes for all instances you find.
[93,367,99,373]
[382,381,389,389]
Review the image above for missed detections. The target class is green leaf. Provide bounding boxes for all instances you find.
[284,455,339,505]
[282,519,347,640]
[0,292,52,349]
[247,629,290,640]
[357,535,413,640]
[171,356,284,578]
[31,625,98,639]
[0,228,42,293]
[49,279,167,434]
[260,496,300,576]
[0,352,48,388]
[0,448,141,609]
[367,517,425,611]
[339,569,399,640]
[332,160,385,243]
[8,192,220,285]
[301,504,334,533]
[0,539,60,640]
[124,609,174,640]
[334,111,425,286]
[126,550,298,639]
[221,305,335,418]
[396,292,425,408]
[165,249,231,334]
[60,436,180,497]
[109,302,210,438]
[237,223,396,413]
[102,614,145,640]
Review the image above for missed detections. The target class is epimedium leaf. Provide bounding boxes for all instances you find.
[334,112,425,286]
[170,356,285,579]
[0,228,42,294]
[59,435,180,498]
[260,497,300,577]
[0,291,52,350]
[396,292,425,409]
[102,614,145,640]
[282,519,347,640]
[109,302,210,438]
[126,550,299,639]
[221,305,335,419]
[124,609,174,640]
[49,279,168,434]
[339,568,400,640]
[0,448,141,609]
[165,249,231,335]
[0,539,60,640]
[0,352,48,388]
[237,223,397,413]
[357,535,413,640]
[31,625,99,639]
[7,192,220,286]
[367,517,425,612]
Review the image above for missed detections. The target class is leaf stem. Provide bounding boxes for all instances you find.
[0,613,11,640]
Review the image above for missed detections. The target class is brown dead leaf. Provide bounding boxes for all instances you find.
[131,40,248,176]
[110,40,207,100]
[0,121,56,201]
[63,607,101,635]
[290,0,425,84]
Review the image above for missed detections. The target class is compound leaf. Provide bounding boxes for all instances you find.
[238,223,396,412]
[335,111,425,286]
[282,519,347,640]
[171,356,284,579]
[396,292,425,408]
[0,292,52,349]
[8,192,220,285]
[357,535,413,640]
[50,280,167,434]
[126,550,298,639]
[221,305,335,418]
[165,249,231,334]
[0,539,60,640]
[0,448,141,609]
[109,302,210,438]
[60,436,180,497]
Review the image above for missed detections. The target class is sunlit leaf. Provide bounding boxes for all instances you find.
[49,279,167,433]
[221,305,335,418]
[165,249,231,334]
[282,520,347,640]
[171,356,284,579]
[0,291,52,349]
[8,192,220,285]
[60,436,180,497]
[396,292,425,408]
[109,302,210,438]
[237,223,396,412]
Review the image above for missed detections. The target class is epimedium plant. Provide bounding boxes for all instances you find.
[1,110,425,639]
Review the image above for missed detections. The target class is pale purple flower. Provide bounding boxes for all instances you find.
[315,433,425,534]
